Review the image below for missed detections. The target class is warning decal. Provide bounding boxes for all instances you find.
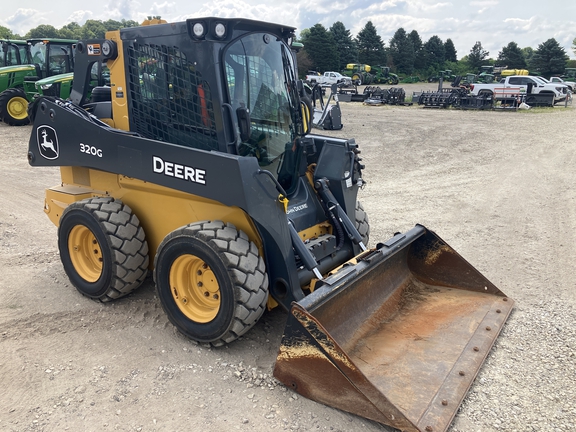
[87,44,101,55]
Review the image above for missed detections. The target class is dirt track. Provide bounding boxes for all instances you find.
[1,84,575,432]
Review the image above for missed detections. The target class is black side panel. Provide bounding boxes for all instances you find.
[28,99,304,308]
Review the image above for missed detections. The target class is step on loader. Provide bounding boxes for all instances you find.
[26,18,513,432]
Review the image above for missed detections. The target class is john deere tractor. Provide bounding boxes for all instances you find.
[371,65,399,85]
[27,18,513,432]
[342,63,373,85]
[0,39,29,67]
[0,38,76,125]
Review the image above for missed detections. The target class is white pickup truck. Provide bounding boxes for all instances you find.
[469,75,569,103]
[548,76,575,92]
[305,71,352,87]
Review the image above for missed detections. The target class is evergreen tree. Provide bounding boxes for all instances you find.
[468,41,489,71]
[497,42,526,69]
[530,38,568,76]
[423,35,445,69]
[329,21,358,71]
[300,24,339,72]
[389,27,415,73]
[444,38,457,62]
[409,30,425,71]
[572,37,576,58]
[356,21,386,65]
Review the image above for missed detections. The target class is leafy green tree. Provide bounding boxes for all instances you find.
[444,38,457,62]
[468,41,489,70]
[59,22,82,40]
[26,25,60,39]
[423,35,445,69]
[329,21,357,71]
[389,27,415,73]
[300,24,339,72]
[572,37,576,58]
[0,25,15,39]
[80,20,109,39]
[530,38,568,76]
[497,42,526,69]
[103,19,139,31]
[356,21,386,65]
[521,47,535,67]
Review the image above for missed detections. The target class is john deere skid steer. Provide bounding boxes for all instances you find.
[27,18,513,432]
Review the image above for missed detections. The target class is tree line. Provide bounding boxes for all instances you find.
[298,21,576,79]
[1,19,575,79]
[0,19,140,41]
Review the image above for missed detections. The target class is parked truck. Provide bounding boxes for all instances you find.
[469,75,569,105]
[305,71,351,87]
[548,76,575,92]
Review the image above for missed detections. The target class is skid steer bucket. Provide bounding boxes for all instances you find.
[274,225,513,432]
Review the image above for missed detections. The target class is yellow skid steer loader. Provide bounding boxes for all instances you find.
[26,18,513,432]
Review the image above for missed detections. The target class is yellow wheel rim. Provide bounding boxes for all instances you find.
[170,254,220,323]
[68,225,103,282]
[7,96,29,120]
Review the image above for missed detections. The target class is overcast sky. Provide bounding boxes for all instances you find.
[2,0,575,60]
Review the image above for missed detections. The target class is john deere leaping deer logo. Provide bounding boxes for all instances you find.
[37,126,59,160]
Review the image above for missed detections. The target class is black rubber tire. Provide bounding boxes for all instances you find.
[58,197,149,302]
[154,220,268,346]
[355,201,370,246]
[0,88,31,126]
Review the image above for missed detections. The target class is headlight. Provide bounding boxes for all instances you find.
[40,83,53,90]
[214,23,226,38]
[192,22,206,38]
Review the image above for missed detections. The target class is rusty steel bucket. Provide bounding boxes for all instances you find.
[273,225,514,432]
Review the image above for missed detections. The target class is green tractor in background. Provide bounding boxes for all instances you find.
[427,70,456,83]
[32,61,109,105]
[0,38,76,125]
[342,63,373,85]
[341,63,400,86]
[370,65,399,85]
[1,39,30,67]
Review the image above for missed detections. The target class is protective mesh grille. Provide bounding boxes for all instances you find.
[126,43,219,151]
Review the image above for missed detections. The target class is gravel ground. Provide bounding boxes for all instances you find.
[0,83,575,432]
